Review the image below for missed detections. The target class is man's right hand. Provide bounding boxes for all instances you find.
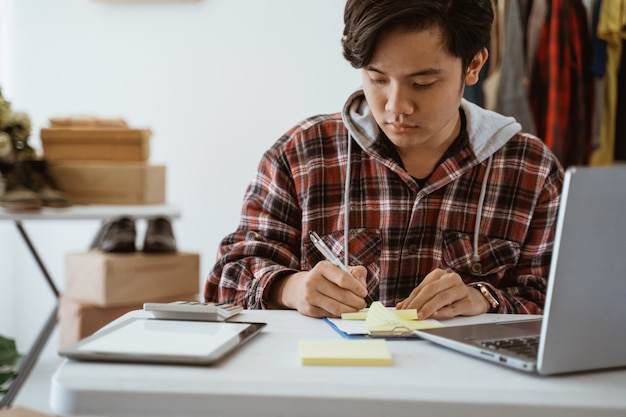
[269,261,369,318]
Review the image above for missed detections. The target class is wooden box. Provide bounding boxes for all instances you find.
[48,161,166,205]
[58,293,199,349]
[64,251,201,307]
[40,128,151,161]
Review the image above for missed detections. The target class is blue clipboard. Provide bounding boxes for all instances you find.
[322,317,422,340]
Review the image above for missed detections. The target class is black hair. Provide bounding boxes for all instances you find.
[342,0,493,72]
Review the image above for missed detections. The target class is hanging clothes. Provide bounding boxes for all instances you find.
[530,0,595,168]
[494,0,536,134]
[590,0,626,165]
[482,0,503,111]
[590,0,608,153]
[526,0,549,88]
[615,38,626,160]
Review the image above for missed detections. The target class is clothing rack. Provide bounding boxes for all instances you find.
[465,0,624,168]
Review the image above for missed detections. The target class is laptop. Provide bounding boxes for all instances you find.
[415,166,626,375]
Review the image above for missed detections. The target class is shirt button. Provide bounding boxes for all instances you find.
[408,244,418,254]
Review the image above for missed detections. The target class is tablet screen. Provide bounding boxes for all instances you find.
[59,318,266,365]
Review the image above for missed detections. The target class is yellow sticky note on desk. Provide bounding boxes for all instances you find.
[298,339,393,366]
[341,309,418,321]
[341,302,443,332]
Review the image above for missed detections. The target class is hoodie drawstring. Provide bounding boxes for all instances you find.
[343,134,353,267]
[471,155,493,275]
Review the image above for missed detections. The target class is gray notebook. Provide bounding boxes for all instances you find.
[415,166,626,375]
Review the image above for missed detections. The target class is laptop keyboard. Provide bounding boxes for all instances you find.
[478,335,540,359]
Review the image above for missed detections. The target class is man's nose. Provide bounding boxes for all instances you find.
[385,83,414,116]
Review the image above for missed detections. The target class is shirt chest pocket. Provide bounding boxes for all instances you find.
[442,230,520,279]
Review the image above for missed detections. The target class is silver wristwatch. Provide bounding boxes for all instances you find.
[469,282,500,312]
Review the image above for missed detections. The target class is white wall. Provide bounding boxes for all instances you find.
[0,0,359,361]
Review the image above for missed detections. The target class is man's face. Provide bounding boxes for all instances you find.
[362,27,480,153]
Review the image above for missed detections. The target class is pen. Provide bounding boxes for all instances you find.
[309,231,375,307]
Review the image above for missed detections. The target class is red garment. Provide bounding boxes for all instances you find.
[530,0,594,168]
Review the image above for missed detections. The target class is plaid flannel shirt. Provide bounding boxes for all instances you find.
[205,99,563,314]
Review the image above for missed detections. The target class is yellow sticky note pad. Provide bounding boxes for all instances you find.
[365,302,443,332]
[298,339,393,366]
[340,302,442,333]
[341,309,418,321]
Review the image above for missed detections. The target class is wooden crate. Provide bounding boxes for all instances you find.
[40,128,151,161]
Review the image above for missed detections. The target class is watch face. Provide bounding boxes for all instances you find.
[473,283,498,310]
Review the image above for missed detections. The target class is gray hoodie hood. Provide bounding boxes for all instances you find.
[341,89,522,163]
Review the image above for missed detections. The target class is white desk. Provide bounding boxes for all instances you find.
[0,204,180,407]
[51,310,626,417]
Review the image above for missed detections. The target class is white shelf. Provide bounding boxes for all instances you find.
[0,204,180,221]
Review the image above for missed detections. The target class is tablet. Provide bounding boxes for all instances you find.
[59,317,267,366]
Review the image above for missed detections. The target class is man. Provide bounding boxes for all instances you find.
[205,0,563,320]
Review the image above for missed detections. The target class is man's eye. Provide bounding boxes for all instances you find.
[412,81,436,89]
[370,78,386,85]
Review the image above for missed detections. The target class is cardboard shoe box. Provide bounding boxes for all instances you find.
[40,127,151,161]
[48,161,165,205]
[64,251,200,307]
[58,293,199,349]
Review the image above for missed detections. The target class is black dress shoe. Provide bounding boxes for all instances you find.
[26,159,72,208]
[143,216,177,253]
[97,216,137,253]
[89,219,112,250]
[0,158,42,211]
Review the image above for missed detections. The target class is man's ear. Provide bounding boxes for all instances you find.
[465,48,489,86]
